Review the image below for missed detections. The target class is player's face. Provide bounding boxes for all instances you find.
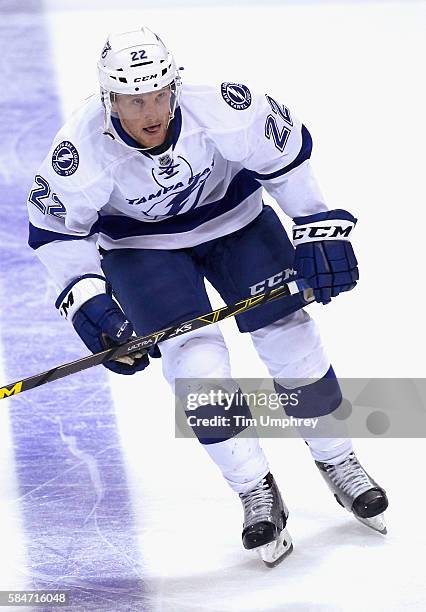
[113,88,172,148]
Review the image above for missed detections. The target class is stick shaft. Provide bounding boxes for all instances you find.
[0,279,310,400]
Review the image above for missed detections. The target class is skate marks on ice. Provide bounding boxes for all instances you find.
[5,386,149,610]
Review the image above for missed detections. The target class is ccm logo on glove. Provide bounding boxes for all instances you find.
[293,220,355,245]
[57,274,108,320]
[116,319,131,339]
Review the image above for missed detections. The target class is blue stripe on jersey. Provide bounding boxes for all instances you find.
[29,168,261,248]
[28,222,98,249]
[98,168,260,239]
[248,124,312,181]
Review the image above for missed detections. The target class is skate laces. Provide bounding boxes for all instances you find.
[326,452,374,499]
[240,477,274,524]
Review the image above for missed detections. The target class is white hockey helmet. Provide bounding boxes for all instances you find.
[97,27,181,144]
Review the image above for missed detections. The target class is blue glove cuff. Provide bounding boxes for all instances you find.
[293,209,357,226]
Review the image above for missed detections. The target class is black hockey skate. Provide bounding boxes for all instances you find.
[315,452,388,534]
[239,472,293,567]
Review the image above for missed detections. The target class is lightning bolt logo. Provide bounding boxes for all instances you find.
[52,140,80,176]
[221,82,252,111]
[228,86,246,103]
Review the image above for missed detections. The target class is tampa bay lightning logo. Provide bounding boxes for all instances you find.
[52,141,79,177]
[221,82,252,110]
[126,156,214,219]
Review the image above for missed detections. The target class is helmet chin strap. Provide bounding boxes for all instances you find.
[101,81,180,152]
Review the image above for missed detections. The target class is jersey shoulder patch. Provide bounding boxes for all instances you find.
[52,140,80,177]
[220,82,252,111]
[43,97,111,190]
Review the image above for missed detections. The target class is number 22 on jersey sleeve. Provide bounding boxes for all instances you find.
[29,175,66,219]
[264,94,293,153]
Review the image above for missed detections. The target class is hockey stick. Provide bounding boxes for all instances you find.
[0,279,312,401]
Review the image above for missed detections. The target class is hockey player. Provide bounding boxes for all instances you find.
[27,27,388,567]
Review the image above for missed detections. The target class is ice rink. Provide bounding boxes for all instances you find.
[0,0,425,610]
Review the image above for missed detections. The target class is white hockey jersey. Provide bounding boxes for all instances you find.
[27,82,327,290]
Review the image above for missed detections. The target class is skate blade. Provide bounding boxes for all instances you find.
[355,513,387,534]
[257,528,293,568]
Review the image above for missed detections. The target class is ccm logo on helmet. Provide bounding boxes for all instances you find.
[293,223,354,244]
[134,75,157,82]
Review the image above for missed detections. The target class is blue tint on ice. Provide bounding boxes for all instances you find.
[0,3,146,610]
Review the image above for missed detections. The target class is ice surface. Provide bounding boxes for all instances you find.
[0,1,425,610]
